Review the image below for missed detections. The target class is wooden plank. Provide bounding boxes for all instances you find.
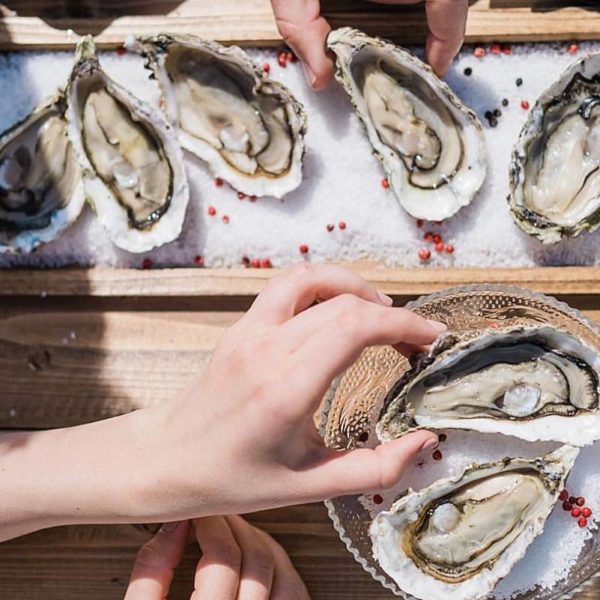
[2,265,600,298]
[0,0,598,49]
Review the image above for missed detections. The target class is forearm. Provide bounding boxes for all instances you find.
[0,407,163,541]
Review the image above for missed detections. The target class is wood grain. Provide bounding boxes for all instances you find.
[0,0,598,49]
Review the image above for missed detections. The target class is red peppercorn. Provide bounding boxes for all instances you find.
[250,195,257,202]
[222,215,230,224]
[490,43,501,55]
[571,507,582,518]
[521,100,530,110]
[582,507,593,518]
[299,243,309,254]
[207,205,216,216]
[116,45,127,56]
[502,45,512,55]
[576,496,585,507]
[438,433,447,442]
[237,191,246,200]
[194,255,204,267]
[326,224,335,232]
[250,258,261,268]
[435,242,445,252]
[416,219,424,228]
[559,490,570,502]
[563,501,573,511]
[418,248,431,261]
[262,62,271,74]
[432,234,442,244]
[278,51,287,68]
[579,517,588,528]
[286,51,295,63]
[242,256,250,266]
[445,244,455,254]
[569,496,577,505]
[338,220,347,230]
[214,177,224,187]
[432,449,443,461]
[424,231,434,241]
[474,47,486,58]
[142,258,153,269]
[261,258,272,268]
[568,43,579,55]
[381,178,390,189]
[373,494,383,504]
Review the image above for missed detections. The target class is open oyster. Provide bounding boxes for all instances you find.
[327,28,486,221]
[509,54,600,243]
[130,34,306,198]
[67,36,189,253]
[377,325,600,446]
[0,92,84,253]
[370,445,578,600]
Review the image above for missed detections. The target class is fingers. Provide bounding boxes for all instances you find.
[254,529,310,600]
[270,0,333,89]
[424,0,469,75]
[226,515,275,600]
[300,430,438,499]
[247,264,391,326]
[124,521,191,600]
[192,517,241,600]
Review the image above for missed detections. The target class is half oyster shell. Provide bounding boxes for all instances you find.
[0,92,84,253]
[509,53,600,243]
[370,445,578,600]
[67,36,189,253]
[377,325,600,446]
[327,28,486,221]
[130,34,307,198]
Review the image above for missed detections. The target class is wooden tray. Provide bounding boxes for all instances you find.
[1,1,600,598]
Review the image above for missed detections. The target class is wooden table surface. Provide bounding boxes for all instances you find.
[1,268,599,599]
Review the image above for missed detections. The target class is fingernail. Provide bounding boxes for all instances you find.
[161,521,180,533]
[427,319,447,333]
[302,63,317,88]
[378,292,393,306]
[421,437,439,451]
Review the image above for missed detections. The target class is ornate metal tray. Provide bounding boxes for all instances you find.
[319,284,600,599]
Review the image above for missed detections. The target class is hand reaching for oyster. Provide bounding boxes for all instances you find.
[270,0,469,89]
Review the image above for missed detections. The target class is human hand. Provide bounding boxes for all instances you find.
[125,516,309,600]
[140,264,444,520]
[270,0,469,89]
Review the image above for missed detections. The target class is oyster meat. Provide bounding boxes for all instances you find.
[67,36,189,253]
[509,54,600,243]
[370,445,578,600]
[130,34,307,198]
[378,325,600,446]
[327,28,486,221]
[0,93,84,253]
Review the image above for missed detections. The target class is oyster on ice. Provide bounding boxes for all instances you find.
[130,34,307,198]
[377,325,600,446]
[67,36,189,253]
[0,93,84,253]
[370,445,579,600]
[327,28,486,221]
[509,53,600,243]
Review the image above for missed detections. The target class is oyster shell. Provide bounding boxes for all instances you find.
[327,28,486,221]
[0,92,84,253]
[378,325,600,446]
[370,445,578,600]
[509,54,600,243]
[130,34,307,198]
[67,36,189,253]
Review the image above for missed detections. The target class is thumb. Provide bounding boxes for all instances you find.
[270,0,334,90]
[302,430,438,500]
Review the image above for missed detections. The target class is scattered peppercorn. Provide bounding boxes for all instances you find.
[194,255,204,267]
[358,431,369,443]
[237,191,246,200]
[484,110,493,120]
[424,231,434,242]
[214,177,224,187]
[432,234,442,244]
[299,243,309,254]
[568,43,579,55]
[583,507,593,518]
[222,215,230,224]
[489,116,498,128]
[373,494,383,504]
[261,258,272,268]
[418,248,431,261]
[339,220,347,230]
[242,256,250,266]
[262,63,271,74]
[116,46,127,56]
[381,178,390,189]
[435,242,445,252]
[250,258,261,268]
[559,490,570,502]
[571,507,582,518]
[491,43,501,55]
[521,100,530,110]
[286,51,295,63]
[438,433,447,442]
[278,51,287,68]
[502,44,512,55]
[250,195,257,202]
[141,258,153,269]
[432,449,443,461]
[463,67,472,76]
[445,244,455,254]
[416,219,424,228]
[326,224,335,232]
[474,47,486,58]
[579,517,588,528]
[576,496,585,507]
[207,205,216,216]
[493,108,502,117]
[502,98,509,107]
[516,77,523,87]
[569,496,577,505]
[563,501,573,511]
